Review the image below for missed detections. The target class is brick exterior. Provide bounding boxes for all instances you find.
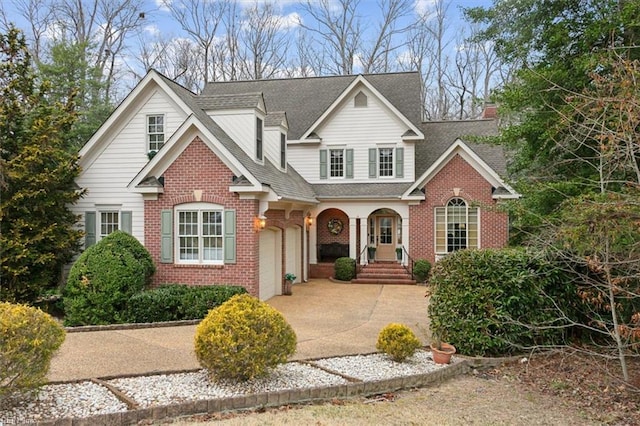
[144,137,305,296]
[316,209,350,245]
[408,153,509,263]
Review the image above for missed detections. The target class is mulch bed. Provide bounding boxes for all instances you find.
[487,349,640,425]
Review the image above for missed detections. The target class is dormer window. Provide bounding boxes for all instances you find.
[280,133,286,169]
[147,114,164,152]
[256,117,263,161]
[354,91,367,107]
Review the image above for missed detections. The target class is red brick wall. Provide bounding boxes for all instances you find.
[145,137,260,295]
[409,154,509,263]
[316,209,349,245]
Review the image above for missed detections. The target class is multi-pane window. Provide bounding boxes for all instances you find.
[148,115,164,151]
[330,149,344,177]
[256,117,263,161]
[100,211,119,238]
[435,198,479,254]
[280,133,286,169]
[177,207,223,263]
[379,148,394,177]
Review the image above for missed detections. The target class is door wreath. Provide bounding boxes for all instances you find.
[327,218,343,235]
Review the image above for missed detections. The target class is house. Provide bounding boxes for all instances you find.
[73,70,519,300]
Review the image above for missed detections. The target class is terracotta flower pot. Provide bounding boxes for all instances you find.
[430,342,456,364]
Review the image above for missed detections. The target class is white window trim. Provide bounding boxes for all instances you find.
[329,147,346,179]
[377,146,395,178]
[175,202,224,265]
[97,209,120,240]
[255,116,264,163]
[147,114,165,153]
[434,199,481,255]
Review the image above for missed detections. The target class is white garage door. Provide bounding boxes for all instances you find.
[259,228,281,300]
[285,226,302,283]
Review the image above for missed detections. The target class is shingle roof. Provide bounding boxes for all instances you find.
[417,119,506,175]
[195,93,263,110]
[201,72,423,140]
[155,72,317,204]
[312,182,413,199]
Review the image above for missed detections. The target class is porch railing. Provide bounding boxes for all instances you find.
[401,245,415,281]
[354,244,368,279]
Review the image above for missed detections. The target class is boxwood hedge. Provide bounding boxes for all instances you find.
[428,248,577,357]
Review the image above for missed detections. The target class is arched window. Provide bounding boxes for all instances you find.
[435,198,479,254]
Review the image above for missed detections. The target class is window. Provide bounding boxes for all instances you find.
[330,149,344,177]
[100,211,119,238]
[256,117,263,161]
[435,198,479,254]
[176,205,223,264]
[147,115,164,152]
[379,148,394,177]
[280,133,286,169]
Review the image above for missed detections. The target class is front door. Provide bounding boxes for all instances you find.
[376,216,396,261]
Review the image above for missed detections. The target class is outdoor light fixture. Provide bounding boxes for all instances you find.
[255,215,267,232]
[305,214,314,230]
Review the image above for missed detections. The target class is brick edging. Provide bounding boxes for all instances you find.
[34,359,482,426]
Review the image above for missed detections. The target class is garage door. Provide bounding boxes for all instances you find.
[259,228,281,300]
[285,226,302,283]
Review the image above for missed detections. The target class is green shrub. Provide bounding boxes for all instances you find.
[0,302,65,404]
[334,257,356,281]
[100,231,155,284]
[428,248,576,357]
[63,241,146,326]
[194,294,297,381]
[413,259,432,283]
[376,323,422,362]
[126,284,247,323]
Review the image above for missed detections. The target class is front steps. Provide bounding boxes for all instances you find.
[352,261,416,285]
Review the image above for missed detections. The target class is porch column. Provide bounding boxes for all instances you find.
[349,216,358,259]
[360,218,368,265]
[308,219,317,264]
[401,215,409,266]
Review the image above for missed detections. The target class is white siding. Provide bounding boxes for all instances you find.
[287,86,415,183]
[209,110,258,162]
[73,89,188,245]
[264,127,284,169]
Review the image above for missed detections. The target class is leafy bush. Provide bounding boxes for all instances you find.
[100,231,155,284]
[63,241,146,326]
[413,259,432,283]
[334,257,356,281]
[428,248,576,357]
[194,294,297,381]
[126,284,247,323]
[0,302,65,404]
[376,323,422,362]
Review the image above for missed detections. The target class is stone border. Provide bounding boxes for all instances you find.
[64,319,200,333]
[33,357,499,426]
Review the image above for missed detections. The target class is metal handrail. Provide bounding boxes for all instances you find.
[401,245,415,281]
[354,245,369,279]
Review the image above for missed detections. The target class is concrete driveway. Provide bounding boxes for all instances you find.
[48,280,429,382]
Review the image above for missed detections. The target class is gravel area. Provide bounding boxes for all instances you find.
[314,350,452,381]
[0,350,448,423]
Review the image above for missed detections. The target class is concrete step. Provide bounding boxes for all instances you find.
[357,273,412,280]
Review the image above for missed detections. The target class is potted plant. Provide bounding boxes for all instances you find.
[395,247,402,261]
[429,333,456,364]
[367,246,376,262]
[284,273,296,295]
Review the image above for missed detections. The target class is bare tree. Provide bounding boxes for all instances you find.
[239,2,290,80]
[0,0,54,62]
[360,0,412,74]
[299,0,362,75]
[160,0,228,83]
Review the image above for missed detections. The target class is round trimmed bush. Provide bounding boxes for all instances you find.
[413,259,432,283]
[100,231,155,284]
[194,294,297,381]
[63,241,146,326]
[334,257,356,281]
[376,323,422,362]
[0,302,65,404]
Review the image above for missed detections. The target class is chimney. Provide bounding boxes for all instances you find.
[482,104,497,119]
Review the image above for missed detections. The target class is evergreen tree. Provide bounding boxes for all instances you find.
[0,27,84,303]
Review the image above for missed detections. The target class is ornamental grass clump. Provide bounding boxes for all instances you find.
[194,294,296,381]
[376,323,422,362]
[0,302,65,405]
